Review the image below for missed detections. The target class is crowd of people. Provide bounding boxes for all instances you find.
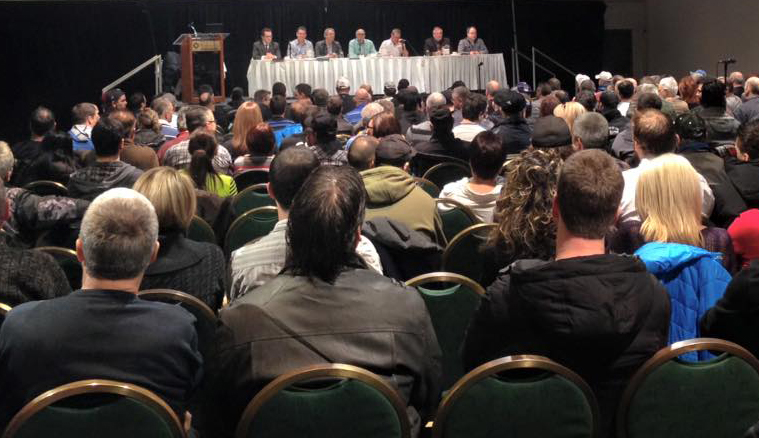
[1,66,759,437]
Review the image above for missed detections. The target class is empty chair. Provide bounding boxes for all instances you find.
[33,246,82,291]
[235,364,410,438]
[617,338,759,438]
[435,199,480,244]
[234,170,270,192]
[224,206,278,255]
[406,272,485,389]
[23,180,69,197]
[422,161,471,190]
[442,223,497,285]
[432,355,599,438]
[3,379,186,438]
[414,177,441,198]
[232,184,276,216]
[186,216,217,245]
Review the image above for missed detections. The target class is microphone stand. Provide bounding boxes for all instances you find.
[477,61,484,91]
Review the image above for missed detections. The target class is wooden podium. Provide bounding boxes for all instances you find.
[173,33,229,103]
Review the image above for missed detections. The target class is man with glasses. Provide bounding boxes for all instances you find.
[348,28,376,58]
[163,106,232,174]
[252,27,281,60]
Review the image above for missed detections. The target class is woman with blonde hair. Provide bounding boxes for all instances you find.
[134,166,227,311]
[553,101,586,134]
[633,154,731,359]
[222,101,263,158]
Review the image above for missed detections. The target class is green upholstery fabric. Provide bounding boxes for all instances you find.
[415,179,441,198]
[418,284,482,389]
[225,210,278,254]
[247,378,403,438]
[423,165,471,190]
[232,189,276,215]
[439,208,478,244]
[13,395,177,438]
[443,229,489,284]
[624,355,759,438]
[187,216,217,245]
[441,373,594,438]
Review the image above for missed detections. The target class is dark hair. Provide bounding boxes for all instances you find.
[245,122,275,156]
[540,96,560,117]
[399,90,421,111]
[295,83,312,98]
[30,106,56,136]
[185,106,212,132]
[537,83,552,97]
[261,27,272,36]
[575,90,597,112]
[371,112,401,138]
[557,149,623,239]
[599,91,620,109]
[311,89,329,107]
[738,119,759,160]
[430,107,454,139]
[637,93,663,111]
[290,101,311,127]
[270,95,287,116]
[102,88,125,114]
[547,77,562,91]
[187,131,219,191]
[108,110,137,139]
[553,90,570,104]
[40,131,74,157]
[469,131,506,180]
[327,95,344,116]
[462,93,487,121]
[198,88,215,107]
[269,146,320,209]
[91,118,124,157]
[272,82,287,97]
[127,92,147,114]
[632,109,676,156]
[617,80,635,99]
[284,165,366,283]
[397,79,410,90]
[579,80,596,92]
[71,103,97,125]
[701,78,727,109]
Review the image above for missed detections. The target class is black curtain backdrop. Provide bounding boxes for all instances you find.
[0,0,605,143]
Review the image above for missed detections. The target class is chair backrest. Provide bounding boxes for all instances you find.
[235,364,411,438]
[617,338,759,438]
[23,180,69,197]
[442,223,497,285]
[232,184,276,216]
[432,355,599,438]
[414,177,441,198]
[421,161,471,189]
[435,199,481,244]
[411,152,468,179]
[234,170,270,192]
[33,246,82,290]
[406,272,485,389]
[186,215,217,245]
[3,379,186,438]
[224,206,279,255]
[138,289,217,360]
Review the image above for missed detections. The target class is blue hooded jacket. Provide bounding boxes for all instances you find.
[635,242,730,361]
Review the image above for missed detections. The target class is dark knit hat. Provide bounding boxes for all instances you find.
[493,90,526,114]
[532,116,572,148]
[376,134,415,164]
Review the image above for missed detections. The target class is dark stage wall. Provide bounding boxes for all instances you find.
[0,0,605,143]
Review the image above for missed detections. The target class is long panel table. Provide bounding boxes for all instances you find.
[246,54,508,95]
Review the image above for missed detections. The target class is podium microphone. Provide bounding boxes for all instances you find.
[719,58,737,64]
[188,22,198,37]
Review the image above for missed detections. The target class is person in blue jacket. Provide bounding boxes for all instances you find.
[633,153,731,361]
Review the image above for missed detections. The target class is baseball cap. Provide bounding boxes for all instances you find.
[383,81,396,90]
[531,116,572,148]
[595,71,613,81]
[690,69,707,77]
[376,134,415,164]
[336,77,351,89]
[575,74,591,87]
[515,82,533,94]
[493,90,526,113]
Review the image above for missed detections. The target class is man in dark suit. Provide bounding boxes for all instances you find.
[314,27,344,58]
[0,187,203,430]
[424,26,450,56]
[251,27,281,60]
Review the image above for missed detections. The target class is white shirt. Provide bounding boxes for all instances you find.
[379,39,404,57]
[438,177,503,223]
[619,158,715,223]
[617,101,631,117]
[452,123,486,142]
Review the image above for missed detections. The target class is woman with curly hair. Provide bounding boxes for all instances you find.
[485,148,563,277]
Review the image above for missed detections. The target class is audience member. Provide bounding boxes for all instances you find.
[23,131,77,186]
[67,117,143,200]
[451,86,469,126]
[69,103,99,152]
[336,77,355,113]
[531,115,575,160]
[735,77,759,125]
[164,106,233,174]
[658,76,688,115]
[616,80,635,116]
[679,75,701,110]
[415,107,469,162]
[465,149,669,437]
[344,88,372,125]
[597,91,630,146]
[186,131,237,198]
[11,106,55,186]
[234,122,276,173]
[725,119,759,208]
[728,209,759,268]
[222,101,264,158]
[127,92,147,115]
[102,88,126,115]
[575,90,597,112]
[268,95,302,147]
[633,154,730,359]
[230,146,381,298]
[280,101,314,150]
[134,108,166,150]
[368,112,402,139]
[553,101,587,134]
[326,94,353,134]
[491,90,532,155]
[528,82,552,123]
[618,109,714,223]
[307,113,348,166]
[396,89,425,134]
[109,110,159,171]
[252,89,272,121]
[311,88,329,108]
[134,167,226,310]
[151,97,178,140]
[406,92,446,144]
[157,106,190,162]
[612,92,663,164]
[453,93,487,142]
[0,188,202,428]
[692,78,740,146]
[438,131,504,222]
[539,95,560,118]
[347,134,378,170]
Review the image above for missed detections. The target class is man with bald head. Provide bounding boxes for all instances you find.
[348,28,376,58]
[735,77,759,125]
[0,188,202,430]
[345,88,373,125]
[485,80,501,116]
[348,135,379,170]
[407,92,447,145]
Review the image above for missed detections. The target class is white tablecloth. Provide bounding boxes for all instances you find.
[247,54,508,95]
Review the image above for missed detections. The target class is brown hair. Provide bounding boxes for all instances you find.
[679,76,700,105]
[231,101,263,155]
[137,108,161,133]
[632,109,676,157]
[245,122,276,156]
[133,167,196,232]
[370,112,401,138]
[557,149,623,239]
